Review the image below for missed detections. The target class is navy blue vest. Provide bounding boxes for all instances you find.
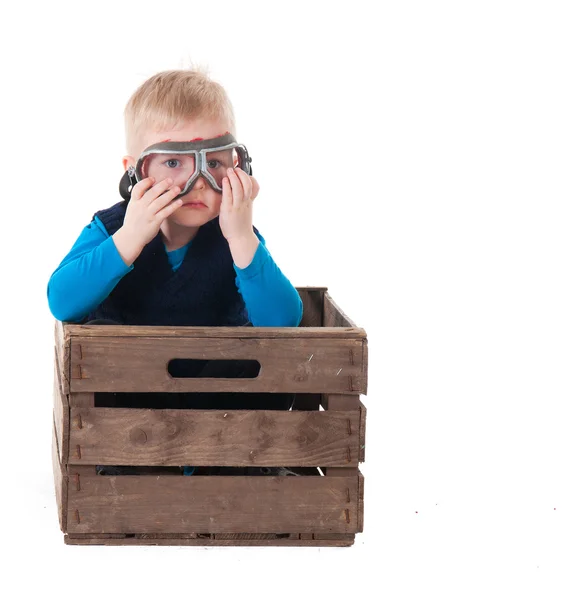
[86,201,250,326]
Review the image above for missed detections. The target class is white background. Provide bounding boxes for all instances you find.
[1,1,564,598]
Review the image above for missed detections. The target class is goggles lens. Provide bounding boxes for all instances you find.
[139,147,243,192]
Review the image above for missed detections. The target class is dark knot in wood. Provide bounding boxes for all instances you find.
[129,428,148,445]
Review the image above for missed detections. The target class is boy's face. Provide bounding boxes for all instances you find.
[124,117,234,228]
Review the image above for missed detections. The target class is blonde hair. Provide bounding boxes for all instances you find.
[124,69,236,155]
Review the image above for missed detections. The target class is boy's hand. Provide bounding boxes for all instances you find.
[113,177,184,266]
[219,167,260,268]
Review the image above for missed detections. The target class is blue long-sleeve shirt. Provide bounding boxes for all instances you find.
[47,216,302,326]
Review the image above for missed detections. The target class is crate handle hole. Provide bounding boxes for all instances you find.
[167,359,260,379]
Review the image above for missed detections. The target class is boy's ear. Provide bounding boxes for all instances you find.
[122,155,135,171]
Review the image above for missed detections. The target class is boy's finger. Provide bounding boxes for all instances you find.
[131,177,155,201]
[145,178,177,204]
[235,168,252,201]
[221,176,233,209]
[155,197,184,221]
[227,168,243,206]
[150,186,181,213]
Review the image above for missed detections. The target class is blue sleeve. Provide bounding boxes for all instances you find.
[234,233,303,327]
[47,217,132,322]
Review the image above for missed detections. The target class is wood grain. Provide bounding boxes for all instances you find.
[55,321,70,395]
[64,325,366,339]
[64,534,355,547]
[299,289,324,327]
[69,337,367,394]
[68,407,362,467]
[67,468,360,535]
[358,471,365,532]
[52,422,67,532]
[53,362,69,464]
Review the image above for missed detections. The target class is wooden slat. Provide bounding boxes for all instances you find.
[321,467,361,532]
[297,286,328,294]
[358,471,365,532]
[64,534,354,547]
[51,422,67,532]
[359,402,367,463]
[69,392,95,408]
[324,467,359,477]
[69,337,367,394]
[67,469,360,535]
[362,338,368,394]
[64,325,366,339]
[299,289,324,327]
[213,533,295,540]
[314,533,356,541]
[323,292,357,328]
[324,395,365,467]
[55,321,70,394]
[325,394,361,410]
[68,408,361,467]
[53,362,69,464]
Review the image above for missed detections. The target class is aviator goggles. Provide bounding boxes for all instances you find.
[119,133,252,201]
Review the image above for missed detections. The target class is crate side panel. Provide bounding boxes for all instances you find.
[70,337,366,394]
[52,422,67,532]
[69,408,361,467]
[358,470,365,532]
[55,321,70,394]
[53,362,69,464]
[298,289,324,327]
[359,402,367,463]
[67,472,359,535]
[323,292,357,328]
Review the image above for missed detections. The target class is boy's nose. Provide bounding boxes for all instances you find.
[193,175,210,190]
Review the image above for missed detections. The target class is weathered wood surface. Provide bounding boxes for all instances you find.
[52,423,67,532]
[358,472,365,532]
[299,289,324,327]
[325,394,361,410]
[65,534,355,547]
[63,325,366,339]
[69,392,95,408]
[324,467,364,532]
[68,337,367,394]
[360,403,367,462]
[67,469,360,535]
[68,407,362,467]
[321,394,367,464]
[53,363,69,464]
[65,532,352,541]
[55,320,70,395]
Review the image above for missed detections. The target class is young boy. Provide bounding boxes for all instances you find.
[48,69,302,329]
[47,69,304,475]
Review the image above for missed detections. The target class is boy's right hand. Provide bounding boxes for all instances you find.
[113,177,183,266]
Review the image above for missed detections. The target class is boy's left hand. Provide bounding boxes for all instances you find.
[219,167,259,243]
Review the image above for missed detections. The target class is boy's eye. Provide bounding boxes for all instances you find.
[165,159,180,168]
[207,159,221,169]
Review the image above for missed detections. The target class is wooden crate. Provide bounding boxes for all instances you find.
[52,287,368,547]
